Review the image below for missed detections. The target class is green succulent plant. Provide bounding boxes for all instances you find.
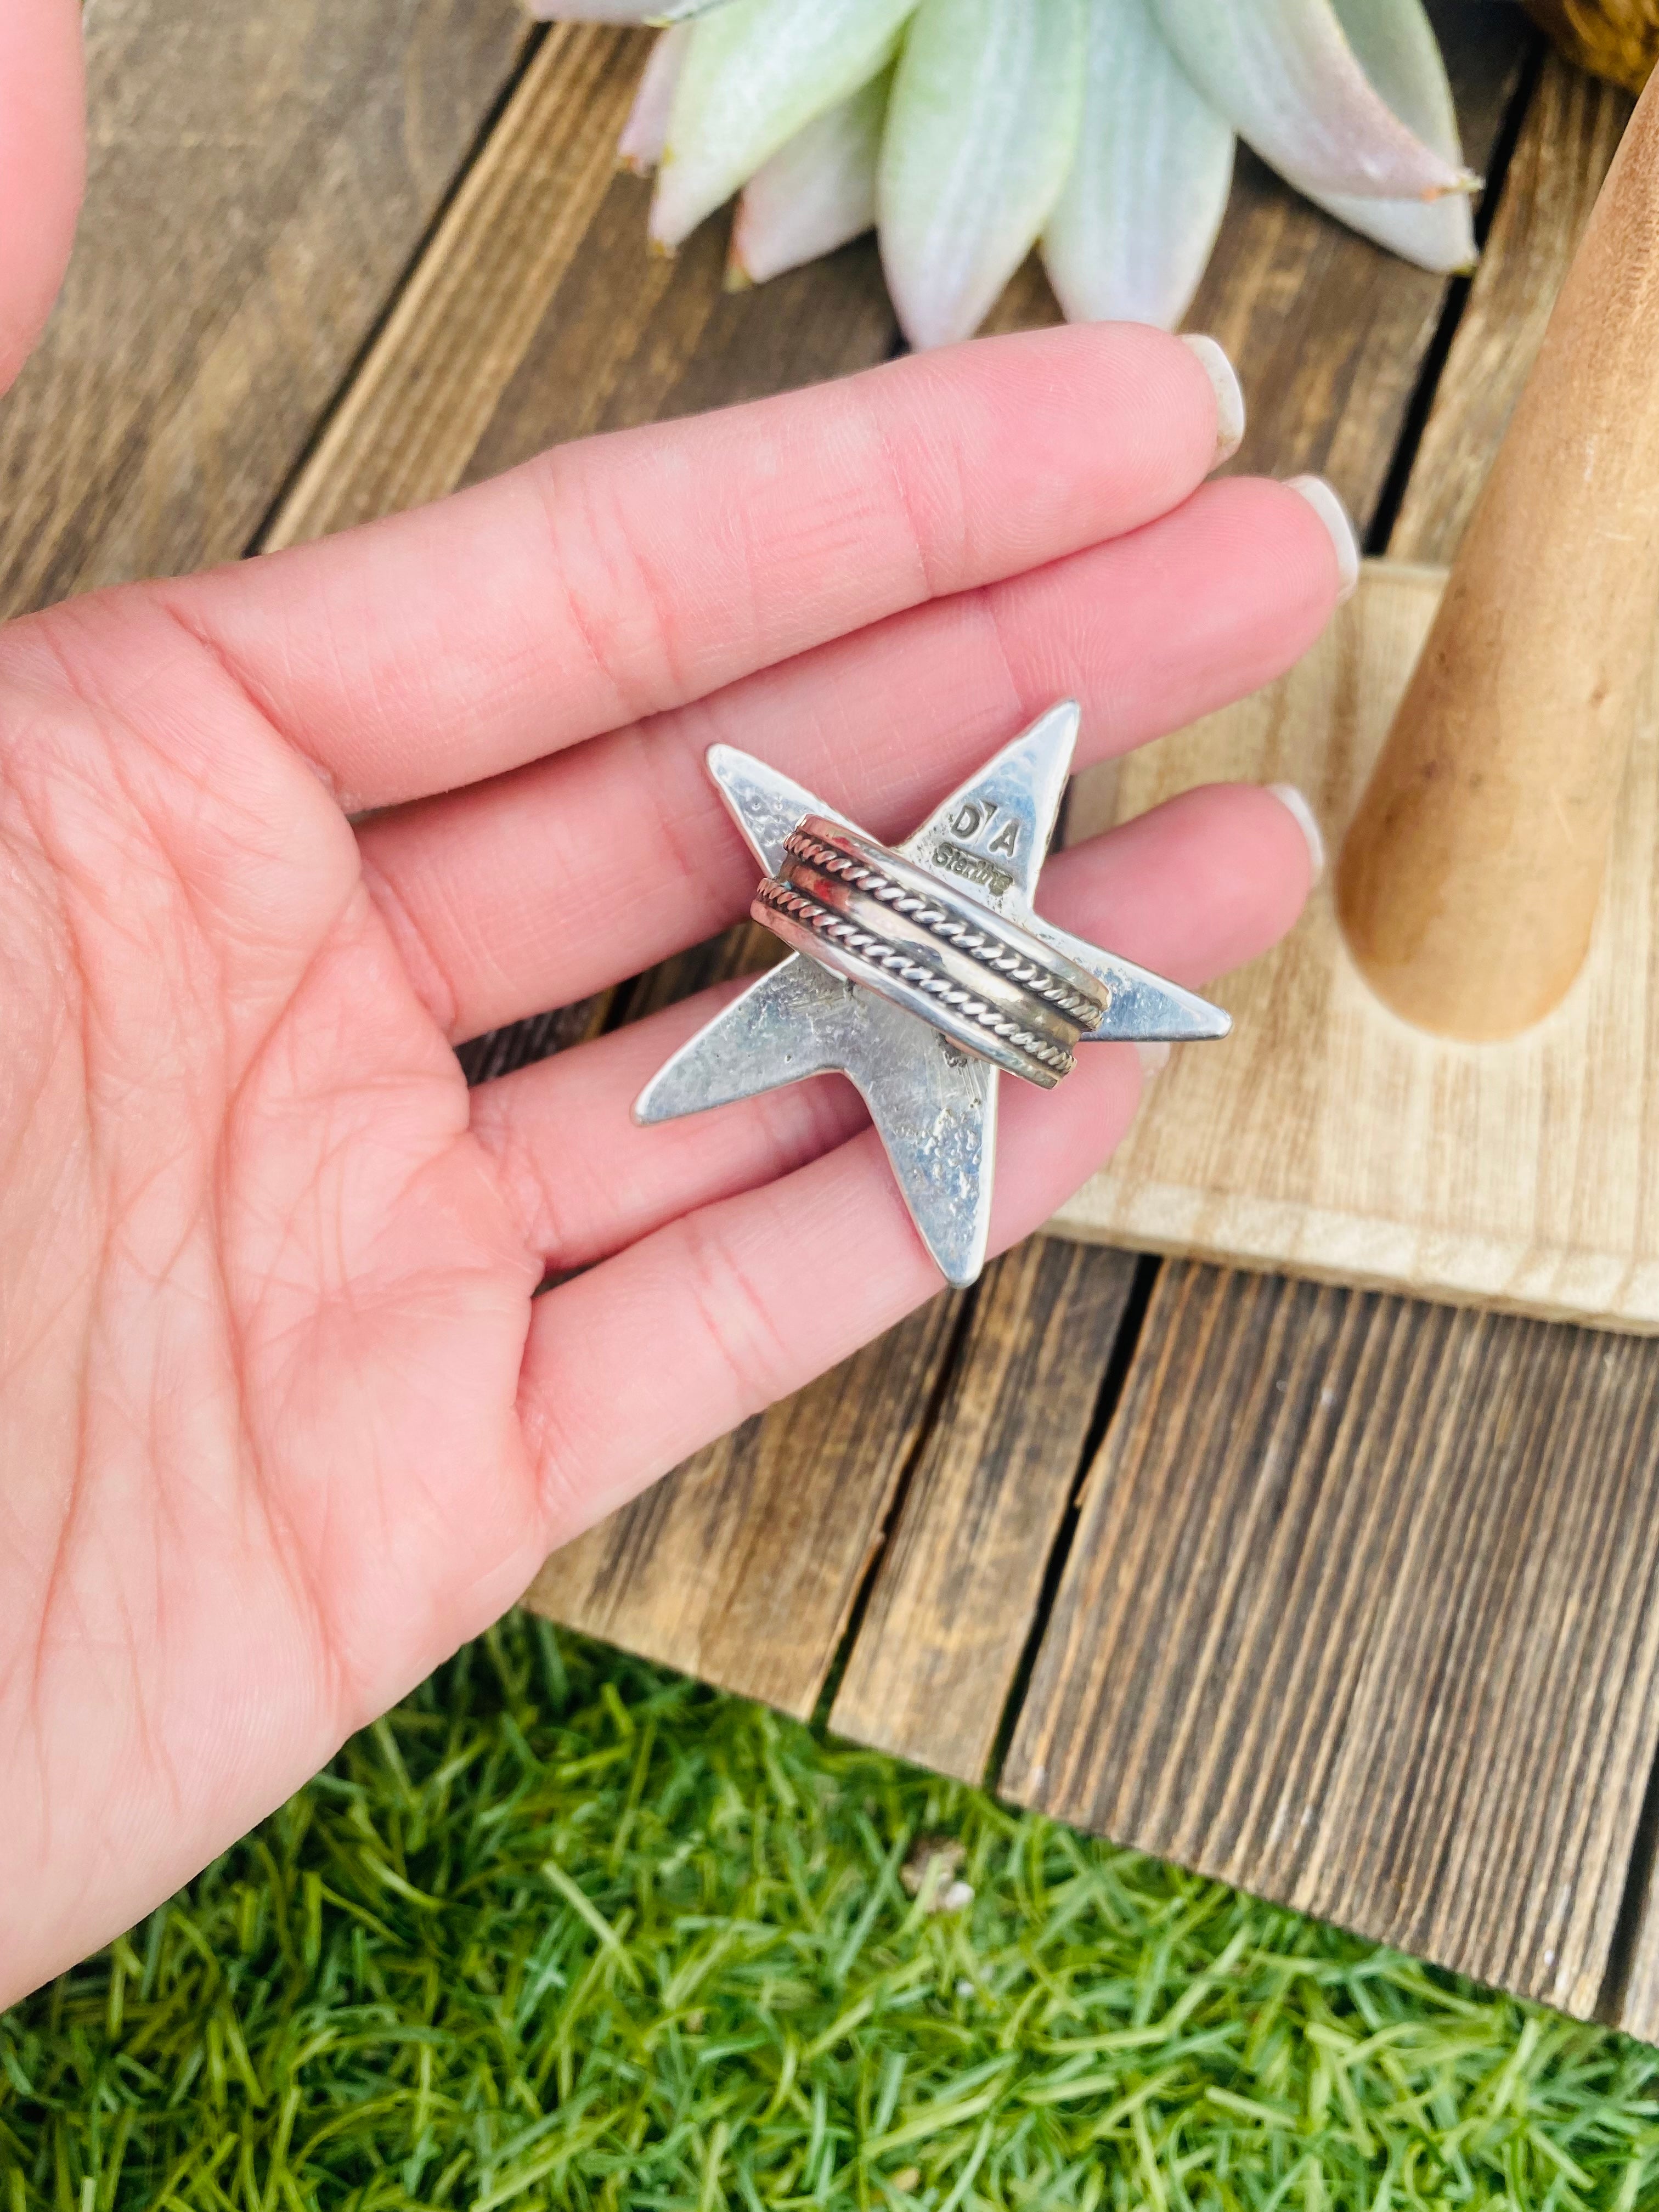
[535,0,1480,345]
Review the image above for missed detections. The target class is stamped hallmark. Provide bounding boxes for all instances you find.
[933,842,1016,898]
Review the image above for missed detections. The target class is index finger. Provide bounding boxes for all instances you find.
[156,324,1238,809]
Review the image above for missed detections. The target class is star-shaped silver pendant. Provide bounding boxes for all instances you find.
[635,702,1229,1287]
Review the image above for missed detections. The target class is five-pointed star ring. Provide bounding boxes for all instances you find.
[634,701,1230,1287]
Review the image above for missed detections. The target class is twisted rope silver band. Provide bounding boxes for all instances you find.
[755,878,1076,1077]
[781,829,1104,1026]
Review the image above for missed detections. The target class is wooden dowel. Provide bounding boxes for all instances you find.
[1336,68,1659,1041]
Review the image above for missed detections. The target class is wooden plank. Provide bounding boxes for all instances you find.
[0,0,529,616]
[523,1292,964,1718]
[267,26,655,547]
[829,1239,1137,1782]
[1001,1265,1659,2021]
[1391,54,1633,566]
[268,30,900,546]
[458,994,613,1087]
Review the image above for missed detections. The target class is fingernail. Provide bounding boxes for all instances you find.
[1285,475,1360,603]
[1267,782,1326,885]
[1136,1041,1172,1077]
[1181,334,1245,466]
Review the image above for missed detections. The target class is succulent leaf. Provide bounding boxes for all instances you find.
[1299,0,1475,272]
[619,25,693,175]
[880,0,1086,350]
[731,70,890,286]
[1042,0,1234,330]
[1149,0,1475,201]
[651,0,919,251]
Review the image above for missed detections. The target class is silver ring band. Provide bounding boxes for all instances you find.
[752,817,1111,1089]
[780,828,1104,1023]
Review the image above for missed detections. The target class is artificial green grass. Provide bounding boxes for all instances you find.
[4,1618,1658,2211]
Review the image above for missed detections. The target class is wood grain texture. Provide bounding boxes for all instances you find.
[267,26,651,546]
[523,1294,963,1718]
[1054,562,1659,1329]
[457,994,613,1086]
[269,26,900,546]
[0,0,528,616]
[1391,55,1634,566]
[829,1239,1137,1784]
[1002,1263,1659,2021]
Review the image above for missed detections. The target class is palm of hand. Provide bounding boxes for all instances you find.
[0,326,1342,2001]
[4,603,541,1979]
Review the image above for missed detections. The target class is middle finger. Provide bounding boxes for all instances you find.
[358,475,1345,1042]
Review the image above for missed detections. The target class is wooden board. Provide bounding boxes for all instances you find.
[267,25,658,547]
[1053,561,1659,1331]
[1001,1263,1659,2022]
[0,0,529,616]
[828,1240,1139,1784]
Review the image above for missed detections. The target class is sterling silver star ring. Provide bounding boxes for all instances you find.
[635,701,1231,1288]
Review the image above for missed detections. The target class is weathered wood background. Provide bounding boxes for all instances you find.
[10,0,1659,2037]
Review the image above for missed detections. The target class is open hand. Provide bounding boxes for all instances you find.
[0,0,1349,2003]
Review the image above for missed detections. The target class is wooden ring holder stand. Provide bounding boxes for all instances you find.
[1052,72,1659,1333]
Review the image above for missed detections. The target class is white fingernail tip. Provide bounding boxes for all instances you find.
[1136,1040,1173,1077]
[1286,474,1361,603]
[1181,334,1245,466]
[1268,781,1326,886]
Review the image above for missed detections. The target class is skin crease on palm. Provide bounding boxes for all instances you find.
[0,0,1350,2006]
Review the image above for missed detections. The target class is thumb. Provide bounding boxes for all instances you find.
[0,0,84,394]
